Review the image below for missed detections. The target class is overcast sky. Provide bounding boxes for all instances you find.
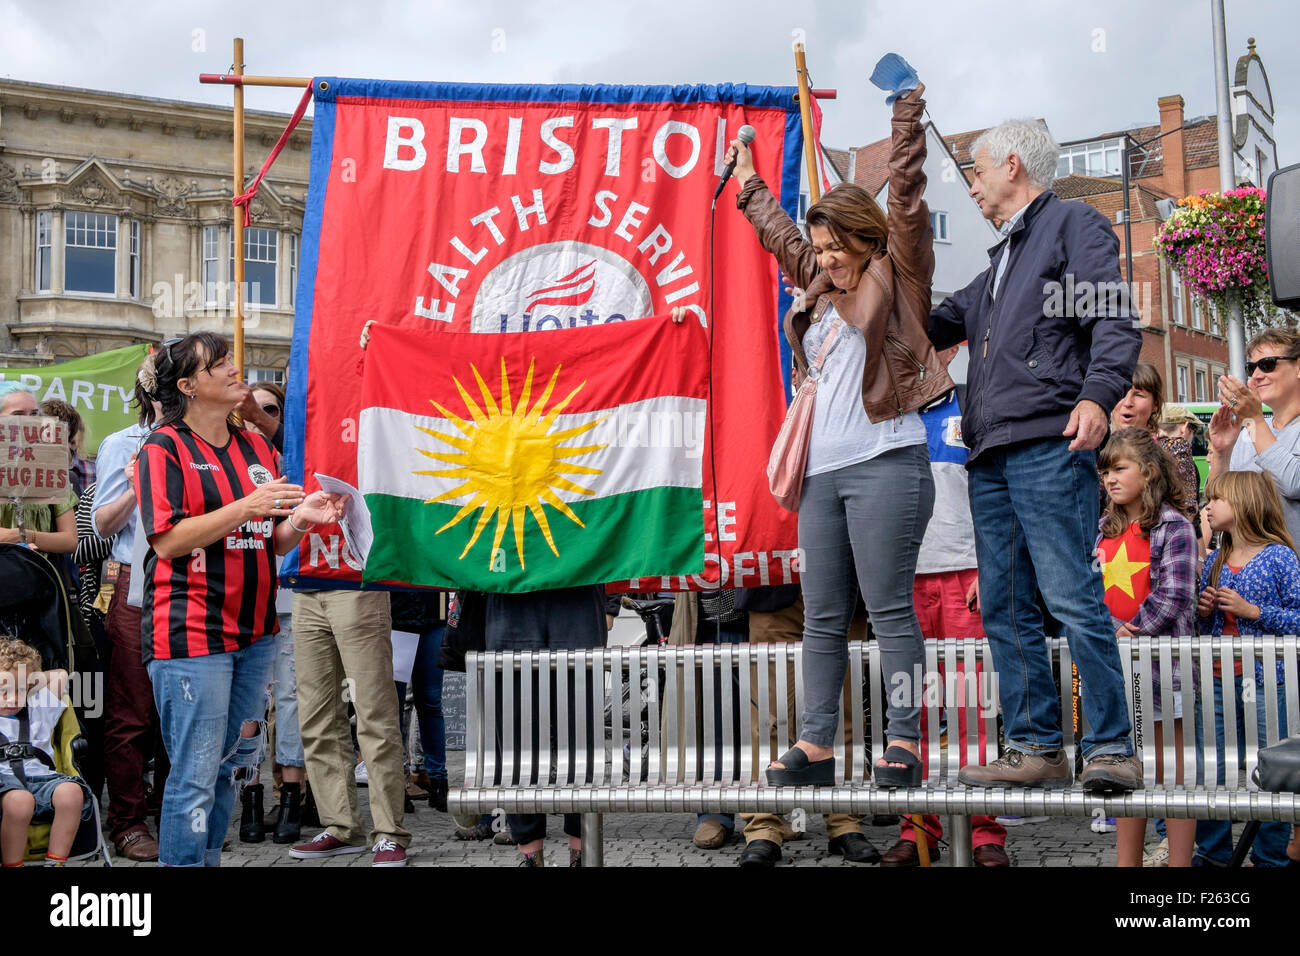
[3,0,1294,169]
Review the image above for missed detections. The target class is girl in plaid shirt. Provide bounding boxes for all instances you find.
[1096,428,1198,866]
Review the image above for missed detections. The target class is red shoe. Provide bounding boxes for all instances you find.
[288,832,366,859]
[372,839,408,867]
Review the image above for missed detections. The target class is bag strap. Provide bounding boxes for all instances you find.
[808,314,845,375]
[2,708,55,785]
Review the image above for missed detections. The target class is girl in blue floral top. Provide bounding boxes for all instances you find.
[1195,469,1296,867]
[1198,471,1300,638]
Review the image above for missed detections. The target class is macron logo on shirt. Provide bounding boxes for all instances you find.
[188,462,220,472]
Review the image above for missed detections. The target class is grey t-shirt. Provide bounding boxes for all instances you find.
[1229,415,1300,547]
[801,302,924,477]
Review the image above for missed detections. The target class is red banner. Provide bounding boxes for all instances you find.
[284,79,807,591]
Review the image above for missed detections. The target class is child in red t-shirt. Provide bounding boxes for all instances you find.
[1096,429,1197,866]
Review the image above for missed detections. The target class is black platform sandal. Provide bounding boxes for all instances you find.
[873,745,923,788]
[766,746,836,786]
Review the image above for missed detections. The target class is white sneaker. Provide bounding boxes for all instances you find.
[355,761,368,786]
[1142,837,1169,867]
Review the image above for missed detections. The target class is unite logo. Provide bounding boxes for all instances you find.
[524,260,596,314]
[471,240,653,333]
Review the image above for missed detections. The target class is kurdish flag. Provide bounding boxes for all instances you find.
[358,316,708,592]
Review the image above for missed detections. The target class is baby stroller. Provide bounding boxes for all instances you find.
[0,542,108,864]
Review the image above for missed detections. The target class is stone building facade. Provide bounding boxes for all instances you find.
[0,78,311,381]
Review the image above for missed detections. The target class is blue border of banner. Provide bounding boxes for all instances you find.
[280,80,334,582]
[313,78,796,111]
[284,78,806,588]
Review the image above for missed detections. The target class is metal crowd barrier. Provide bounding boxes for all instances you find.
[449,636,1300,867]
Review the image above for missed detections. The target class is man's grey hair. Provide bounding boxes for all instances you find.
[971,119,1059,189]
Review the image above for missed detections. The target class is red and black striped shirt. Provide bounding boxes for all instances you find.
[136,422,281,662]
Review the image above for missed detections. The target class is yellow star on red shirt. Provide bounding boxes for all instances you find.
[1102,540,1150,599]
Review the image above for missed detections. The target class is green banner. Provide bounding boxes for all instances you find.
[1,344,148,457]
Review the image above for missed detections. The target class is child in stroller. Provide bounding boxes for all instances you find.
[0,638,93,866]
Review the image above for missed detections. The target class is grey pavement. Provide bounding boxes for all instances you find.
[74,750,1168,868]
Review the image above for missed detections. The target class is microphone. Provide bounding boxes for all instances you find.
[713,124,756,201]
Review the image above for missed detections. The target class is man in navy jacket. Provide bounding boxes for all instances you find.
[930,119,1142,791]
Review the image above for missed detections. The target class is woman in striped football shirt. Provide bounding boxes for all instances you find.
[136,331,342,867]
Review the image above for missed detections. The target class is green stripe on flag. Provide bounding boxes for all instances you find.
[362,485,704,592]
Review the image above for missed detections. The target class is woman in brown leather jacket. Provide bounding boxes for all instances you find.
[715,81,951,789]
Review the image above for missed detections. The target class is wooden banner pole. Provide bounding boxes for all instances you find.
[793,44,820,204]
[232,37,246,380]
[199,74,311,88]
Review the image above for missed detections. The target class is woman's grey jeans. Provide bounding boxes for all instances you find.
[796,444,933,748]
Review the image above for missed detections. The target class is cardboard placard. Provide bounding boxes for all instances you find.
[0,415,69,505]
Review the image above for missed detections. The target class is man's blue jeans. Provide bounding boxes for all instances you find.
[968,439,1133,758]
[1194,670,1291,867]
[148,637,274,867]
[272,616,304,768]
[396,625,449,781]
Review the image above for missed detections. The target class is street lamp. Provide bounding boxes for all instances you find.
[1120,123,1198,288]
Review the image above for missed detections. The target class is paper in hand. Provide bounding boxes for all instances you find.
[869,53,919,105]
[314,473,374,566]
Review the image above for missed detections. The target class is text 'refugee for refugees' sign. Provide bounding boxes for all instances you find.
[284,78,806,590]
[0,416,69,505]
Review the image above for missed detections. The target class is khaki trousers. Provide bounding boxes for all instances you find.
[742,598,865,845]
[293,590,410,847]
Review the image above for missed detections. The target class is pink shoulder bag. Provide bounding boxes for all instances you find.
[766,316,843,511]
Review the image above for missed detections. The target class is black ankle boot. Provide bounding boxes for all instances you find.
[428,778,449,812]
[273,782,302,844]
[301,782,321,828]
[239,784,265,843]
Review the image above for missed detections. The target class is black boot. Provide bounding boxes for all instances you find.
[428,778,448,812]
[239,784,265,843]
[301,781,321,828]
[273,782,302,844]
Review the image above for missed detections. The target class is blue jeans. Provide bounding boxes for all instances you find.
[148,637,274,867]
[697,623,746,832]
[273,617,304,768]
[394,627,447,780]
[968,439,1133,758]
[413,626,447,780]
[1194,670,1290,867]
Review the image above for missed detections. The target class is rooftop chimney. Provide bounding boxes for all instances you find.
[1157,94,1186,199]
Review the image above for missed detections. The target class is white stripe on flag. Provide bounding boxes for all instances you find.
[358,395,705,505]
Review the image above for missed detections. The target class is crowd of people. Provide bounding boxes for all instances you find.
[0,61,1297,869]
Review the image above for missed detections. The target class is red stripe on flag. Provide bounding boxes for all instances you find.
[360,314,709,420]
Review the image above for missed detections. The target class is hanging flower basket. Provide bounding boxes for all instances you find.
[1153,186,1276,323]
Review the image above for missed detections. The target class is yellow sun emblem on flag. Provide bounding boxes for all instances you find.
[414,358,606,570]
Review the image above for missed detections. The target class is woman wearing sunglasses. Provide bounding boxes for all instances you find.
[238,382,285,454]
[1209,328,1300,546]
[136,333,342,866]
